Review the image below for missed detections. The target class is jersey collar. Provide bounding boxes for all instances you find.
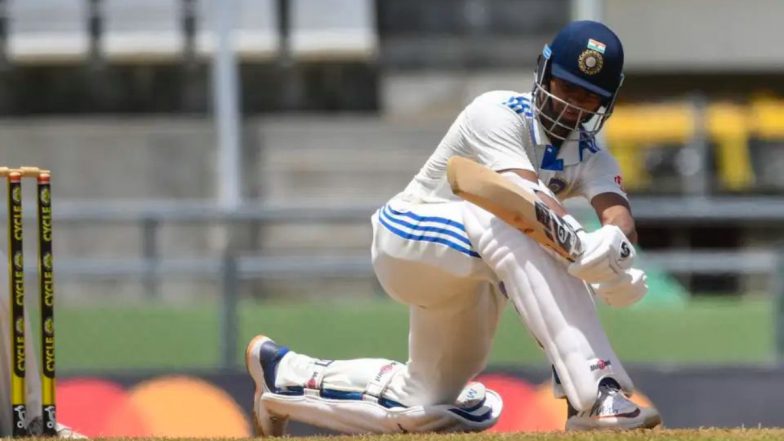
[531,115,584,166]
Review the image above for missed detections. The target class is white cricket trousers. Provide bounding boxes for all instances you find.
[369,200,505,406]
[268,198,633,432]
[277,200,504,404]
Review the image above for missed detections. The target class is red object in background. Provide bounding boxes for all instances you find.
[476,374,539,432]
[56,376,250,437]
[55,373,652,436]
[57,378,149,437]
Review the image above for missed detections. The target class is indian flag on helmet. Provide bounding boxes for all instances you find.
[587,39,606,54]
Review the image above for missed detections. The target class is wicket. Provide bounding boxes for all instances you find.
[2,167,56,437]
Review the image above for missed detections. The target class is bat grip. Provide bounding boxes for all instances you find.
[561,214,585,260]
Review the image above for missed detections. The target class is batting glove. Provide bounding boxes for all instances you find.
[591,267,648,308]
[567,224,635,284]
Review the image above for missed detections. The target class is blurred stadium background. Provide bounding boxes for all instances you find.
[5,0,784,436]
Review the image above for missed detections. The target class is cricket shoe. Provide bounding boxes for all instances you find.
[26,417,88,438]
[56,423,89,439]
[565,382,662,431]
[246,335,291,437]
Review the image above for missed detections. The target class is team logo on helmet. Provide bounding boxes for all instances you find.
[578,49,603,75]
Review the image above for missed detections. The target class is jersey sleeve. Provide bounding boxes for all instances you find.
[461,97,535,172]
[577,149,628,201]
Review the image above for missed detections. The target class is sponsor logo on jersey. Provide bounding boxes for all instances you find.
[614,175,625,191]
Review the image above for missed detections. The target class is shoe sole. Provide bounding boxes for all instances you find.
[245,335,289,437]
[641,413,663,430]
[566,411,662,431]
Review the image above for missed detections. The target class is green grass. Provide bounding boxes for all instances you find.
[56,298,775,372]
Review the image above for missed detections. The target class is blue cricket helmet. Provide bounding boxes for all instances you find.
[548,20,624,99]
[533,20,625,141]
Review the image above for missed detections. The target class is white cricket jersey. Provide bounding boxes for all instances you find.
[397,90,627,204]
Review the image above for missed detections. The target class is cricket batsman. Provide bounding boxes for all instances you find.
[246,20,662,433]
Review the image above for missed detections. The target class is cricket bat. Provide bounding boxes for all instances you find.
[446,156,582,261]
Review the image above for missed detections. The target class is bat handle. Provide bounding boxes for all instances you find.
[569,235,584,261]
[558,214,585,261]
